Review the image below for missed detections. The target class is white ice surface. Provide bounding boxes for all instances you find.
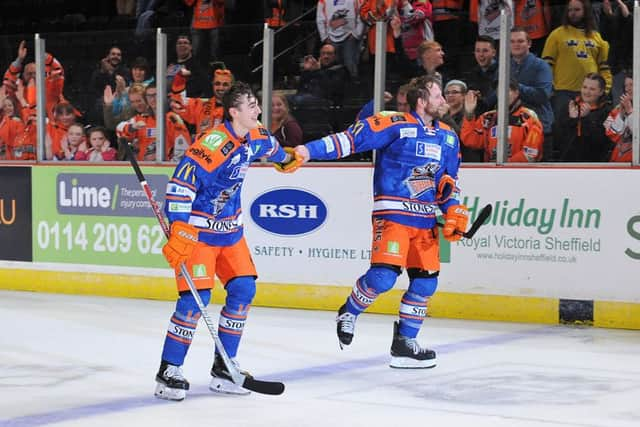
[2,290,640,427]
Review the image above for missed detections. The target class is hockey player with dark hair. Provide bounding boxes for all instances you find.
[154,81,301,401]
[293,77,468,368]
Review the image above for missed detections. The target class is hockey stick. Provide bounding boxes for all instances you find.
[122,143,285,396]
[438,203,492,239]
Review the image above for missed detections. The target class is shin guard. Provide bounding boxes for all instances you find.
[219,276,256,358]
[161,289,211,366]
[345,266,398,315]
[398,274,438,338]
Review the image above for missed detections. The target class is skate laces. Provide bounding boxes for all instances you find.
[337,311,356,334]
[164,364,186,381]
[403,337,427,355]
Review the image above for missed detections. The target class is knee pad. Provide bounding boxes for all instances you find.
[176,289,211,319]
[224,276,256,309]
[364,265,400,295]
[408,276,438,298]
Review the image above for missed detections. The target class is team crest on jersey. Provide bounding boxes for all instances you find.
[416,141,441,160]
[201,131,226,151]
[405,162,439,197]
[211,182,241,215]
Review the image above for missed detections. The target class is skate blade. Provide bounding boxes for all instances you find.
[389,355,437,369]
[209,377,251,395]
[154,382,186,401]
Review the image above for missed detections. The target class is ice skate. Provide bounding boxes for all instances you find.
[209,353,251,395]
[389,321,437,369]
[336,304,357,349]
[154,362,189,401]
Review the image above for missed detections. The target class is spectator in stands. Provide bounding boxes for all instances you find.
[117,83,191,162]
[360,0,401,65]
[463,35,498,115]
[0,92,23,160]
[440,79,485,162]
[513,0,552,55]
[170,67,233,138]
[469,0,512,41]
[542,0,612,143]
[90,46,129,98]
[271,92,303,147]
[510,27,554,161]
[557,73,612,162]
[416,40,445,85]
[397,0,434,62]
[600,0,632,105]
[316,0,364,81]
[46,102,80,161]
[60,123,88,161]
[293,43,349,107]
[265,0,287,28]
[604,73,633,162]
[89,46,129,125]
[184,0,225,67]
[5,41,66,122]
[430,0,464,77]
[167,35,209,98]
[461,79,544,162]
[104,83,147,131]
[107,56,155,127]
[77,127,117,161]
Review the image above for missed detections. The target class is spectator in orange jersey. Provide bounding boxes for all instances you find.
[270,92,303,148]
[0,91,24,160]
[603,73,633,162]
[360,0,400,57]
[170,67,233,138]
[76,127,117,162]
[184,0,225,65]
[513,0,551,55]
[117,83,192,162]
[5,41,66,122]
[12,107,37,161]
[461,79,544,162]
[265,0,287,28]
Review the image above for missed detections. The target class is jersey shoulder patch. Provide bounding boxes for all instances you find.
[367,112,416,131]
[248,126,270,141]
[188,128,239,172]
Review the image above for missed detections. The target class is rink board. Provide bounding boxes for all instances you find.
[0,164,639,329]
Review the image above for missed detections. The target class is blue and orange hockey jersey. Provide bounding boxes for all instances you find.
[305,111,462,230]
[164,120,287,246]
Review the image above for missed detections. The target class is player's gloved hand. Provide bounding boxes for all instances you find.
[436,174,456,204]
[162,221,199,269]
[273,147,303,173]
[442,204,469,242]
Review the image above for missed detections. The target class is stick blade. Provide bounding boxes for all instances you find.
[463,203,493,239]
[242,377,286,395]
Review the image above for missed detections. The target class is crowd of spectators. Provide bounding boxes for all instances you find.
[0,0,635,163]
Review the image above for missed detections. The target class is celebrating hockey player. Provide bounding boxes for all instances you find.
[154,81,301,401]
[293,77,468,368]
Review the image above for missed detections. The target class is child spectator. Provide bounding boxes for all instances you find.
[60,123,88,160]
[76,127,117,161]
